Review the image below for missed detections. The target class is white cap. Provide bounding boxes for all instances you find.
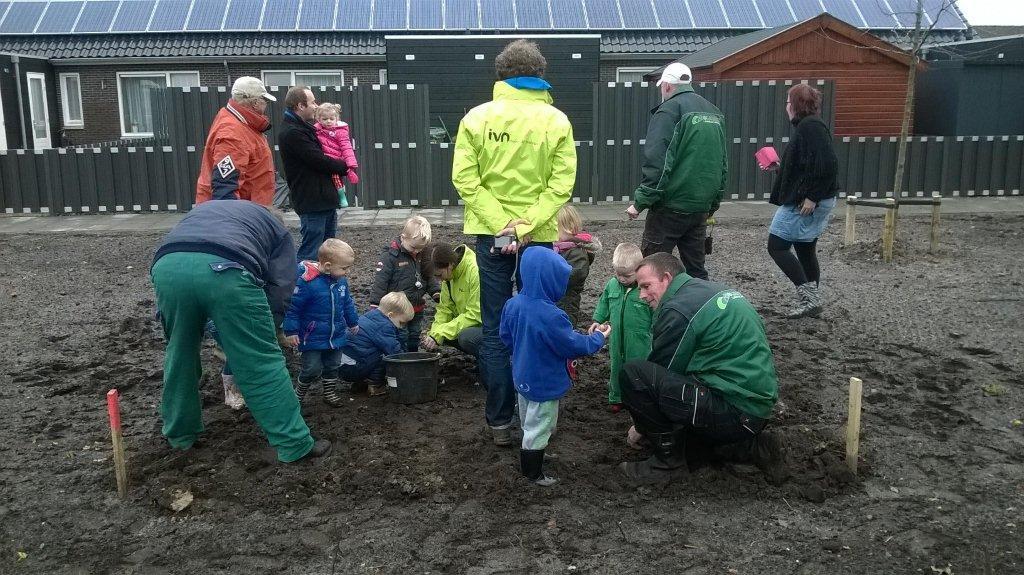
[656,62,693,86]
[231,76,277,102]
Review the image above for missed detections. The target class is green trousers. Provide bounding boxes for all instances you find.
[151,252,314,462]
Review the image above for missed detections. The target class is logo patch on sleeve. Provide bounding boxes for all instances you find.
[216,156,236,178]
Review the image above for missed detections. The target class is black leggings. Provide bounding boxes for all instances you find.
[767,234,819,287]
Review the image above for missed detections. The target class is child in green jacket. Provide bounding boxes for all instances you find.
[590,243,653,412]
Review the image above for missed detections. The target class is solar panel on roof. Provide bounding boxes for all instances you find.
[753,0,794,26]
[111,0,155,31]
[923,0,965,29]
[445,0,480,29]
[549,0,585,29]
[855,0,898,27]
[480,0,513,28]
[334,0,370,28]
[885,0,921,28]
[298,0,335,29]
[652,0,692,28]
[722,0,762,27]
[583,0,620,28]
[514,0,549,29]
[223,0,263,29]
[373,0,406,29]
[261,0,299,30]
[409,0,443,29]
[186,0,228,30]
[688,0,727,27]
[787,0,822,20]
[620,0,658,29]
[149,0,190,31]
[35,0,83,33]
[820,0,865,26]
[74,0,118,32]
[0,1,45,33]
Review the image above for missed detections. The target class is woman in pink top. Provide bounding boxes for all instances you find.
[314,103,359,208]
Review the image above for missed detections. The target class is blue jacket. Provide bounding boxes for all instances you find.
[282,261,359,351]
[500,247,605,402]
[152,199,296,325]
[341,308,404,368]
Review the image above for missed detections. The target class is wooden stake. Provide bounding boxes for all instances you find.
[882,199,896,263]
[107,389,128,498]
[844,197,857,246]
[846,377,863,474]
[929,192,941,254]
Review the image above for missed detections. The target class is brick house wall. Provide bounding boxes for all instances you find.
[53,60,387,145]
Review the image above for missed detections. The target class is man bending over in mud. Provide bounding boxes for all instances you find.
[151,200,331,463]
[617,252,789,485]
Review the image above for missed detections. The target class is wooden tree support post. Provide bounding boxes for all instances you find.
[846,377,863,474]
[929,192,942,254]
[107,389,129,498]
[844,196,857,246]
[882,199,896,263]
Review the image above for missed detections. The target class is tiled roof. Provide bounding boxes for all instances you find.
[0,33,386,60]
[0,29,969,61]
[599,31,740,55]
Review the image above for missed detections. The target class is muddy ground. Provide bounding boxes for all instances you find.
[0,212,1022,574]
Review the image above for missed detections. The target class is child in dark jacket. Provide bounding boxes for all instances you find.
[283,238,359,407]
[553,205,601,326]
[369,215,439,351]
[500,247,611,486]
[339,292,415,397]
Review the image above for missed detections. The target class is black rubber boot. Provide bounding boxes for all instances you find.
[295,377,314,404]
[322,378,344,407]
[714,432,791,486]
[520,449,557,487]
[619,431,687,484]
[290,438,332,463]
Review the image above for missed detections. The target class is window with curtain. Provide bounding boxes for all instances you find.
[59,73,84,128]
[262,71,345,88]
[615,67,655,83]
[118,72,200,137]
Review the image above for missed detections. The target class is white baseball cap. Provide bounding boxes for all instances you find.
[231,76,277,102]
[656,62,693,86]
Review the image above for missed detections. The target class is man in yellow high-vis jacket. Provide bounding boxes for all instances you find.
[452,39,577,446]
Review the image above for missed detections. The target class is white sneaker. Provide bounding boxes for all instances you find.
[223,374,246,410]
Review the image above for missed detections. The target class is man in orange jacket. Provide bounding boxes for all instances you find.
[195,77,277,206]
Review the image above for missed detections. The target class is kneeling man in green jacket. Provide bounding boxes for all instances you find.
[619,252,788,484]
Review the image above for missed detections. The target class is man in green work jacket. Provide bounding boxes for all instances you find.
[452,39,576,446]
[619,252,788,484]
[626,63,728,280]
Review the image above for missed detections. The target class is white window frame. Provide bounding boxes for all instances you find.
[116,71,201,138]
[615,66,656,83]
[59,73,84,129]
[378,69,388,85]
[261,70,346,88]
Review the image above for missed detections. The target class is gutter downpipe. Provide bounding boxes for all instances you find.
[12,56,28,149]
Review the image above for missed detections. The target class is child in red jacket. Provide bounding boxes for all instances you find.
[314,103,359,208]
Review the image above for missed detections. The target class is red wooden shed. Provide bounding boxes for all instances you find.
[651,14,915,137]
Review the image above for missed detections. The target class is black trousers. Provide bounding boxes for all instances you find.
[767,234,819,286]
[641,209,709,280]
[619,361,765,446]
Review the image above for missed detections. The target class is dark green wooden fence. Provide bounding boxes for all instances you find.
[2,82,1022,215]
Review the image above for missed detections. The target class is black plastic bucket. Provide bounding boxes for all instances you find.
[383,352,441,404]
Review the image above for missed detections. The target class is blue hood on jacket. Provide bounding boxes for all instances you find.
[521,247,571,303]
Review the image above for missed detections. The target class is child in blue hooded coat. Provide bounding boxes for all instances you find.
[500,247,611,486]
[283,239,359,407]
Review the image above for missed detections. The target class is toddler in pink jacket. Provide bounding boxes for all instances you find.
[314,103,359,208]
